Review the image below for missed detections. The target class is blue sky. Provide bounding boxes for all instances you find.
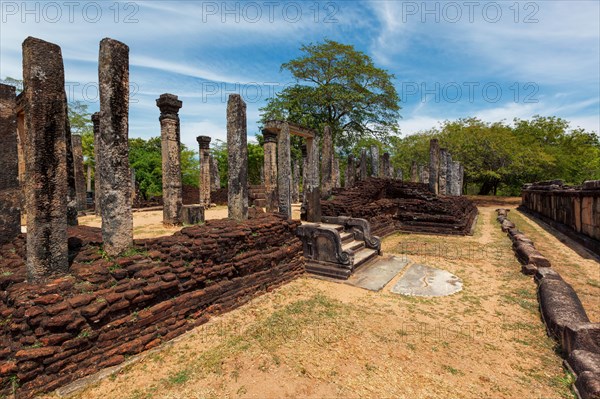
[1,0,599,151]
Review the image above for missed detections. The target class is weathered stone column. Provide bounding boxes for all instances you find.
[381,152,391,178]
[305,137,321,222]
[301,144,308,201]
[321,125,334,197]
[98,38,133,256]
[423,166,430,184]
[429,139,440,194]
[131,168,136,206]
[16,110,25,186]
[86,164,92,192]
[227,94,248,221]
[292,159,300,203]
[262,131,278,212]
[277,122,292,219]
[410,161,418,182]
[458,163,464,196]
[418,165,424,183]
[72,134,87,211]
[157,94,183,224]
[22,37,69,280]
[345,155,356,188]
[360,149,368,181]
[439,149,448,195]
[446,152,454,195]
[65,104,78,226]
[210,155,219,191]
[92,112,101,215]
[333,157,341,188]
[396,168,403,181]
[449,161,461,196]
[259,165,265,185]
[370,145,379,177]
[0,84,21,245]
[197,136,211,208]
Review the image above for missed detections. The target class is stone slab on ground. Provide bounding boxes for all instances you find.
[345,255,410,291]
[391,263,463,297]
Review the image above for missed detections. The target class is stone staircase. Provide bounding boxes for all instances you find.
[248,185,267,208]
[296,216,381,279]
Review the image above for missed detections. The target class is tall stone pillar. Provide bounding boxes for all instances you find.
[87,164,93,193]
[197,135,211,209]
[277,122,292,219]
[0,84,21,244]
[210,155,220,191]
[131,168,136,206]
[72,134,87,210]
[345,155,355,188]
[423,166,430,184]
[439,149,448,195]
[321,125,334,197]
[410,161,418,182]
[22,37,69,280]
[305,137,321,222]
[333,157,341,188]
[259,165,265,185]
[429,139,440,194]
[449,161,461,196]
[301,144,308,201]
[396,168,403,181]
[418,165,424,183]
[370,145,379,177]
[65,103,78,226]
[262,131,278,212]
[359,149,368,181]
[157,94,183,224]
[458,164,464,196]
[16,111,25,186]
[227,94,248,221]
[292,159,300,203]
[381,152,391,178]
[92,112,101,215]
[98,38,133,256]
[446,152,453,195]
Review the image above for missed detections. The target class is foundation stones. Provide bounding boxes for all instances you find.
[429,139,440,194]
[22,36,69,280]
[226,94,248,221]
[263,131,278,212]
[98,38,133,256]
[156,93,183,224]
[0,84,21,245]
[277,122,292,219]
[196,135,211,209]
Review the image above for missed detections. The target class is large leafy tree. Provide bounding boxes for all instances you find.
[260,40,401,147]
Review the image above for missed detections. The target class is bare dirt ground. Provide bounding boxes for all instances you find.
[51,198,599,399]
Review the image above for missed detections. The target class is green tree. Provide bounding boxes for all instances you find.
[260,40,401,148]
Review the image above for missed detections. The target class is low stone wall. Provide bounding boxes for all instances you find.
[495,209,600,399]
[521,180,600,254]
[321,178,478,236]
[0,214,303,398]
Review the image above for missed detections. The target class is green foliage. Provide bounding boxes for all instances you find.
[211,139,265,186]
[390,116,600,195]
[260,40,401,147]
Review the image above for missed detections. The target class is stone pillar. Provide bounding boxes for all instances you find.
[305,137,321,222]
[0,84,21,245]
[423,166,430,184]
[262,131,278,212]
[227,94,248,221]
[197,135,211,209]
[439,149,448,195]
[333,157,341,188]
[157,94,183,224]
[210,155,219,191]
[98,38,133,256]
[345,155,356,188]
[321,125,334,197]
[359,149,368,181]
[22,37,69,280]
[301,144,308,201]
[277,122,292,219]
[410,161,418,182]
[429,139,440,194]
[381,152,391,178]
[259,165,265,185]
[418,165,424,183]
[458,163,464,196]
[396,168,403,181]
[65,103,78,226]
[72,134,87,211]
[446,152,453,195]
[292,159,300,203]
[370,145,379,177]
[16,111,25,186]
[131,168,136,206]
[449,161,461,196]
[92,112,101,215]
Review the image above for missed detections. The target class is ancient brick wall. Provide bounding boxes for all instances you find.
[321,178,478,236]
[521,181,600,244]
[0,214,302,398]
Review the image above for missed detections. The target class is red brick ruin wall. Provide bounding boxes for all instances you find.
[322,178,478,236]
[0,214,303,398]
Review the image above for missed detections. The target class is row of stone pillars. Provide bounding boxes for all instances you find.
[407,139,464,195]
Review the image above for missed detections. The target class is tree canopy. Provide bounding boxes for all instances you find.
[260,40,401,147]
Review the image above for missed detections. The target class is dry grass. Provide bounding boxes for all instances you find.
[44,203,595,399]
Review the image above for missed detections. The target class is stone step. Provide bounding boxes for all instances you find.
[342,240,364,252]
[340,231,354,243]
[318,223,344,232]
[352,248,379,271]
[305,262,353,280]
